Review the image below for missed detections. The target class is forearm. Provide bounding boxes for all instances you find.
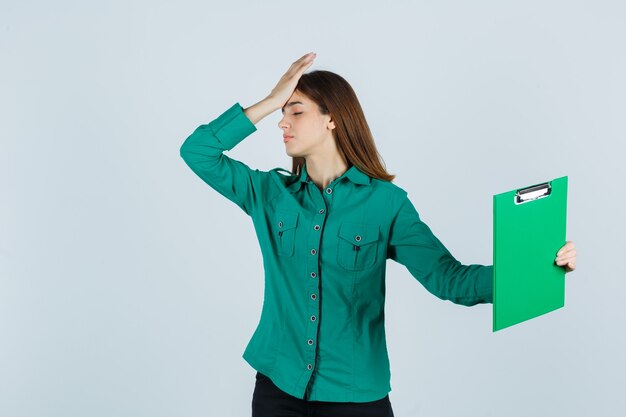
[180,102,255,162]
[431,258,493,306]
[243,96,281,125]
[179,102,260,215]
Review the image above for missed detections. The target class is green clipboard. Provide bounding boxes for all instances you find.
[493,176,568,332]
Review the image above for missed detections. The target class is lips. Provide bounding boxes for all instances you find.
[283,135,294,143]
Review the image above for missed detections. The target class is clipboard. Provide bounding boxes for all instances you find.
[493,176,568,332]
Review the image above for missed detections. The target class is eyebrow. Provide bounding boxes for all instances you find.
[281,101,304,114]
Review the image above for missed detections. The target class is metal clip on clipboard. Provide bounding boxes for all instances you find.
[515,182,552,205]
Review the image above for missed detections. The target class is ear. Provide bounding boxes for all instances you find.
[327,117,336,130]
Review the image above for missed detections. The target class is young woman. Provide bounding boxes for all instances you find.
[180,52,577,417]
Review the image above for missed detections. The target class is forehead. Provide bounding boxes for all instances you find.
[281,92,310,113]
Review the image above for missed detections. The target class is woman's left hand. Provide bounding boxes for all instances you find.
[555,240,576,273]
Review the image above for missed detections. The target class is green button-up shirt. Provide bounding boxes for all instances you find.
[180,102,493,402]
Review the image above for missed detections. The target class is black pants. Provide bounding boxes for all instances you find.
[252,371,395,417]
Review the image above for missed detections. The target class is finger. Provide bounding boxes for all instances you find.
[557,249,576,260]
[296,53,315,71]
[555,255,573,266]
[556,251,575,261]
[286,54,311,72]
[291,52,315,68]
[286,55,315,78]
[555,254,575,266]
[285,56,315,84]
[557,243,575,256]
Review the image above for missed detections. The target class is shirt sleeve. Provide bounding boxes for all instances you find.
[387,193,493,306]
[179,102,263,216]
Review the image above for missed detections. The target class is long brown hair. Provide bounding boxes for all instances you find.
[290,70,395,182]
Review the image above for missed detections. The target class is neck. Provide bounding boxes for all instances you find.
[305,155,348,190]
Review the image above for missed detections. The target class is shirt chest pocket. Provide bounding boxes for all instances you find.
[275,209,299,257]
[337,222,380,271]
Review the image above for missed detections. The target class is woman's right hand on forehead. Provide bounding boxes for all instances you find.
[266,52,316,109]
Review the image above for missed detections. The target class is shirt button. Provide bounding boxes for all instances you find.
[314,225,320,230]
[325,188,333,194]
[307,364,313,370]
[310,272,316,278]
[310,315,317,321]
[307,339,314,345]
[319,209,325,214]
[355,235,362,242]
[278,221,283,228]
[310,249,317,255]
[311,293,317,300]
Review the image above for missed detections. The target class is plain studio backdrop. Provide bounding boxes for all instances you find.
[1,1,625,416]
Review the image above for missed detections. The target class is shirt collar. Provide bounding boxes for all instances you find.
[287,161,371,193]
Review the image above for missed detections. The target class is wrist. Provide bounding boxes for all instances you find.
[262,95,283,111]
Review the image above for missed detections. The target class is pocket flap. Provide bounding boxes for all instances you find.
[338,222,379,246]
[275,210,299,231]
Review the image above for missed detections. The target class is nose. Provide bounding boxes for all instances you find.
[278,116,289,130]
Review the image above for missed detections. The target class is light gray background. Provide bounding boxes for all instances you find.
[2,1,625,416]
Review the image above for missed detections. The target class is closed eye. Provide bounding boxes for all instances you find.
[293,112,302,115]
